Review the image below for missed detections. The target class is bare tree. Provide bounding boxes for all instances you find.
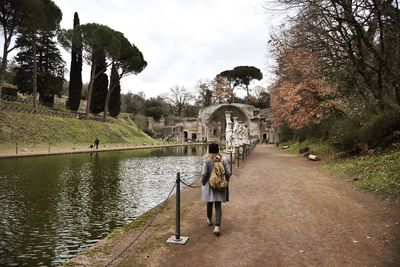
[166,85,193,117]
[270,0,400,110]
[212,75,234,104]
[195,79,214,107]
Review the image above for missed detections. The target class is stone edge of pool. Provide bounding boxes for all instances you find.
[0,143,208,159]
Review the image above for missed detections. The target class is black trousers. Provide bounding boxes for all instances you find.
[207,201,222,226]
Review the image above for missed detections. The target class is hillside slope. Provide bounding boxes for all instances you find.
[0,111,154,149]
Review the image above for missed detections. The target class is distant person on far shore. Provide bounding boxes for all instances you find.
[94,137,100,149]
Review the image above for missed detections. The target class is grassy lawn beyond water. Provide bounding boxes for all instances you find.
[0,111,155,150]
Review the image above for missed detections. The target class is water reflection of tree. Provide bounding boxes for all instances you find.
[87,153,122,237]
[0,155,85,266]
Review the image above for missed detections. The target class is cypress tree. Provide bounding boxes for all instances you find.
[108,63,121,117]
[90,46,108,114]
[68,12,82,111]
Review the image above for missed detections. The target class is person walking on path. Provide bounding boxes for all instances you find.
[201,143,231,236]
[94,137,100,149]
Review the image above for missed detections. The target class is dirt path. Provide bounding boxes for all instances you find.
[69,144,400,267]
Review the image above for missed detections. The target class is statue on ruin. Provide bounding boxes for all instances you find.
[232,117,240,147]
[241,124,250,144]
[225,111,233,151]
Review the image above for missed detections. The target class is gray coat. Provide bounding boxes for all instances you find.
[201,154,232,203]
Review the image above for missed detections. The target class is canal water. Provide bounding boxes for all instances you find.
[0,145,207,266]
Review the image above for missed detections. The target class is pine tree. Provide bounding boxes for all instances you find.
[14,33,34,94]
[67,12,82,111]
[17,0,62,110]
[14,30,65,105]
[108,63,121,117]
[90,46,108,114]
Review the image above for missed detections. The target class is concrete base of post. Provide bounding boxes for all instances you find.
[166,235,189,245]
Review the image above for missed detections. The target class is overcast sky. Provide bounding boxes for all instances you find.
[55,1,284,98]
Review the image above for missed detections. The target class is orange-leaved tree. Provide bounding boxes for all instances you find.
[270,49,345,129]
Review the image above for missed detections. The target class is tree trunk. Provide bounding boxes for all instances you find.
[0,49,7,105]
[85,61,96,118]
[396,29,400,107]
[0,30,11,105]
[103,82,118,121]
[32,34,38,112]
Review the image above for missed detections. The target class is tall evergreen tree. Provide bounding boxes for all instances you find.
[67,12,82,111]
[0,0,24,104]
[90,46,108,114]
[18,0,62,110]
[14,30,65,105]
[14,34,33,94]
[220,66,263,98]
[108,63,121,117]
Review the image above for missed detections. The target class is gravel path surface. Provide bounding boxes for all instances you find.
[68,144,400,267]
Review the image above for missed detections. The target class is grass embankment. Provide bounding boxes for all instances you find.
[0,111,155,151]
[281,140,400,199]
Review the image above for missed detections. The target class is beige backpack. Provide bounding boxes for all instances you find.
[209,159,228,191]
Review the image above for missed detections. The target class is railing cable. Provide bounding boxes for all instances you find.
[104,181,177,267]
[180,179,201,188]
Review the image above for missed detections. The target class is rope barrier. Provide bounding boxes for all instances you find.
[180,179,202,188]
[104,181,177,267]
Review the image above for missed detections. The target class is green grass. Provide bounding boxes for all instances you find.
[325,151,400,198]
[281,139,338,158]
[280,139,400,199]
[0,111,155,148]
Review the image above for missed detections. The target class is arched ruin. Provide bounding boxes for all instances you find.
[148,103,277,143]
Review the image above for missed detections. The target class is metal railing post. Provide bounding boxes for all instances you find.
[175,172,181,241]
[229,151,233,175]
[236,146,240,167]
[167,172,188,245]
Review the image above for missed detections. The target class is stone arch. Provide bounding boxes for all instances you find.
[200,104,252,141]
[183,130,189,141]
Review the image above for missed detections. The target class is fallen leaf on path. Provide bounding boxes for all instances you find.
[299,250,305,253]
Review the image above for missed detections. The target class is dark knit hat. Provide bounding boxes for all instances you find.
[208,143,219,154]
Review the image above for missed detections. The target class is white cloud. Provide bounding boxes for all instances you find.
[54,1,285,97]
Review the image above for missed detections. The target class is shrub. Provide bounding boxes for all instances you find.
[359,108,400,148]
[329,115,363,151]
[278,123,294,142]
[328,107,400,152]
[143,128,155,137]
